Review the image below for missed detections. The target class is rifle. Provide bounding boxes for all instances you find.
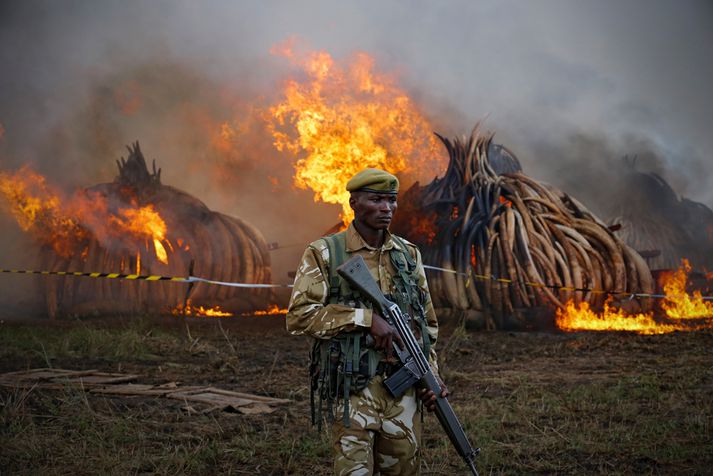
[337,255,480,476]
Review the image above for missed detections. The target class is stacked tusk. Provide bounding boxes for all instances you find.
[414,126,654,328]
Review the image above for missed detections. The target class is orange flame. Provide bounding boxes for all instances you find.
[243,304,288,316]
[172,300,233,317]
[556,258,712,334]
[268,41,444,223]
[556,299,675,335]
[0,166,88,256]
[0,166,169,263]
[111,205,168,264]
[660,259,713,319]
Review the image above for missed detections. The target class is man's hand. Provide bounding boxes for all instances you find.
[369,312,404,360]
[418,378,449,412]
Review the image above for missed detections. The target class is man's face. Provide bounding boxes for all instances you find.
[350,191,398,231]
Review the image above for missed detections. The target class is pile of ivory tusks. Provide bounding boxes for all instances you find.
[419,127,654,323]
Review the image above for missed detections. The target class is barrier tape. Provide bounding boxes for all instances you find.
[2,265,711,299]
[423,264,713,301]
[0,269,293,289]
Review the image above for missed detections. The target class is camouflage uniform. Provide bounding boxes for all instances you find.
[286,222,440,475]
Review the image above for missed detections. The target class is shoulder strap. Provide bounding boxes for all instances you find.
[390,235,416,271]
[389,235,431,356]
[323,231,348,304]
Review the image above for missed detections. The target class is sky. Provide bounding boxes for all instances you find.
[1,1,711,193]
[0,0,711,308]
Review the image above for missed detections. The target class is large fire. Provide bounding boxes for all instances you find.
[268,39,444,223]
[0,166,169,264]
[660,259,713,318]
[556,259,713,334]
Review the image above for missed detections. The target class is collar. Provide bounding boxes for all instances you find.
[345,221,398,252]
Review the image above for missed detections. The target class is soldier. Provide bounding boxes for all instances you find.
[286,168,447,475]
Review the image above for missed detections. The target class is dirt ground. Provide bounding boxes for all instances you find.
[1,313,711,475]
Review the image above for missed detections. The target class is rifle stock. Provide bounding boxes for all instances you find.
[337,254,480,475]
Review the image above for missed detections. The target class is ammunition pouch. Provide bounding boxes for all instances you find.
[310,331,382,428]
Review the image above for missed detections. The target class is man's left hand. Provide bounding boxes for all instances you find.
[417,379,449,412]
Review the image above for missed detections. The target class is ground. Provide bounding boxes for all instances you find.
[0,313,711,475]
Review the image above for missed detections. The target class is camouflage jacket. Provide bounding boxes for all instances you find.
[286,222,440,368]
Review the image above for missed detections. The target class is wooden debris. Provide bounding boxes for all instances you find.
[0,368,138,389]
[0,368,288,415]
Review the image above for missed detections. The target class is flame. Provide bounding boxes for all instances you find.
[0,166,170,263]
[244,304,288,316]
[499,196,512,207]
[0,166,88,256]
[660,259,713,319]
[153,239,168,263]
[556,258,712,334]
[556,299,675,335]
[111,205,168,264]
[173,300,233,317]
[268,42,444,223]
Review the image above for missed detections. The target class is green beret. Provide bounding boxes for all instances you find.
[346,168,399,195]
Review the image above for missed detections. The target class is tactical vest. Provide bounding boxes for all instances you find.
[309,230,431,429]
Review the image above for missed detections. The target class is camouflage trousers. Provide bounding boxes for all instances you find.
[332,374,421,476]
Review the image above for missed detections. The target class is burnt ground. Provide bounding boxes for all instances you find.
[0,313,711,475]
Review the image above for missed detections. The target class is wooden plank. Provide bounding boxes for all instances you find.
[167,391,255,407]
[0,368,291,415]
[0,369,98,381]
[201,387,290,404]
[65,374,139,385]
[91,384,157,395]
[91,383,199,396]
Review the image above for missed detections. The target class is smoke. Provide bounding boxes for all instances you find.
[0,0,711,311]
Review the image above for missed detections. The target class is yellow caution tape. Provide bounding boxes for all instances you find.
[3,265,711,298]
[0,269,292,288]
[1,268,190,282]
[422,265,713,301]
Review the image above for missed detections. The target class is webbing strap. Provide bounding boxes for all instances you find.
[390,236,431,356]
[324,231,348,304]
[391,235,416,269]
[316,339,329,430]
[341,335,357,427]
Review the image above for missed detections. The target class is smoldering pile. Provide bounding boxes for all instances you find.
[393,127,655,329]
[604,158,713,272]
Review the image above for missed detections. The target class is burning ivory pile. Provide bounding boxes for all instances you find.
[400,128,655,329]
[41,143,272,318]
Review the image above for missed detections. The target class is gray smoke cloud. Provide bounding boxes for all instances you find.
[0,0,711,313]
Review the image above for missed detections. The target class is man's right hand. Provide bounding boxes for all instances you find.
[369,312,404,360]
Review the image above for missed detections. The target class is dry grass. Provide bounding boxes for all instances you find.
[0,315,711,475]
